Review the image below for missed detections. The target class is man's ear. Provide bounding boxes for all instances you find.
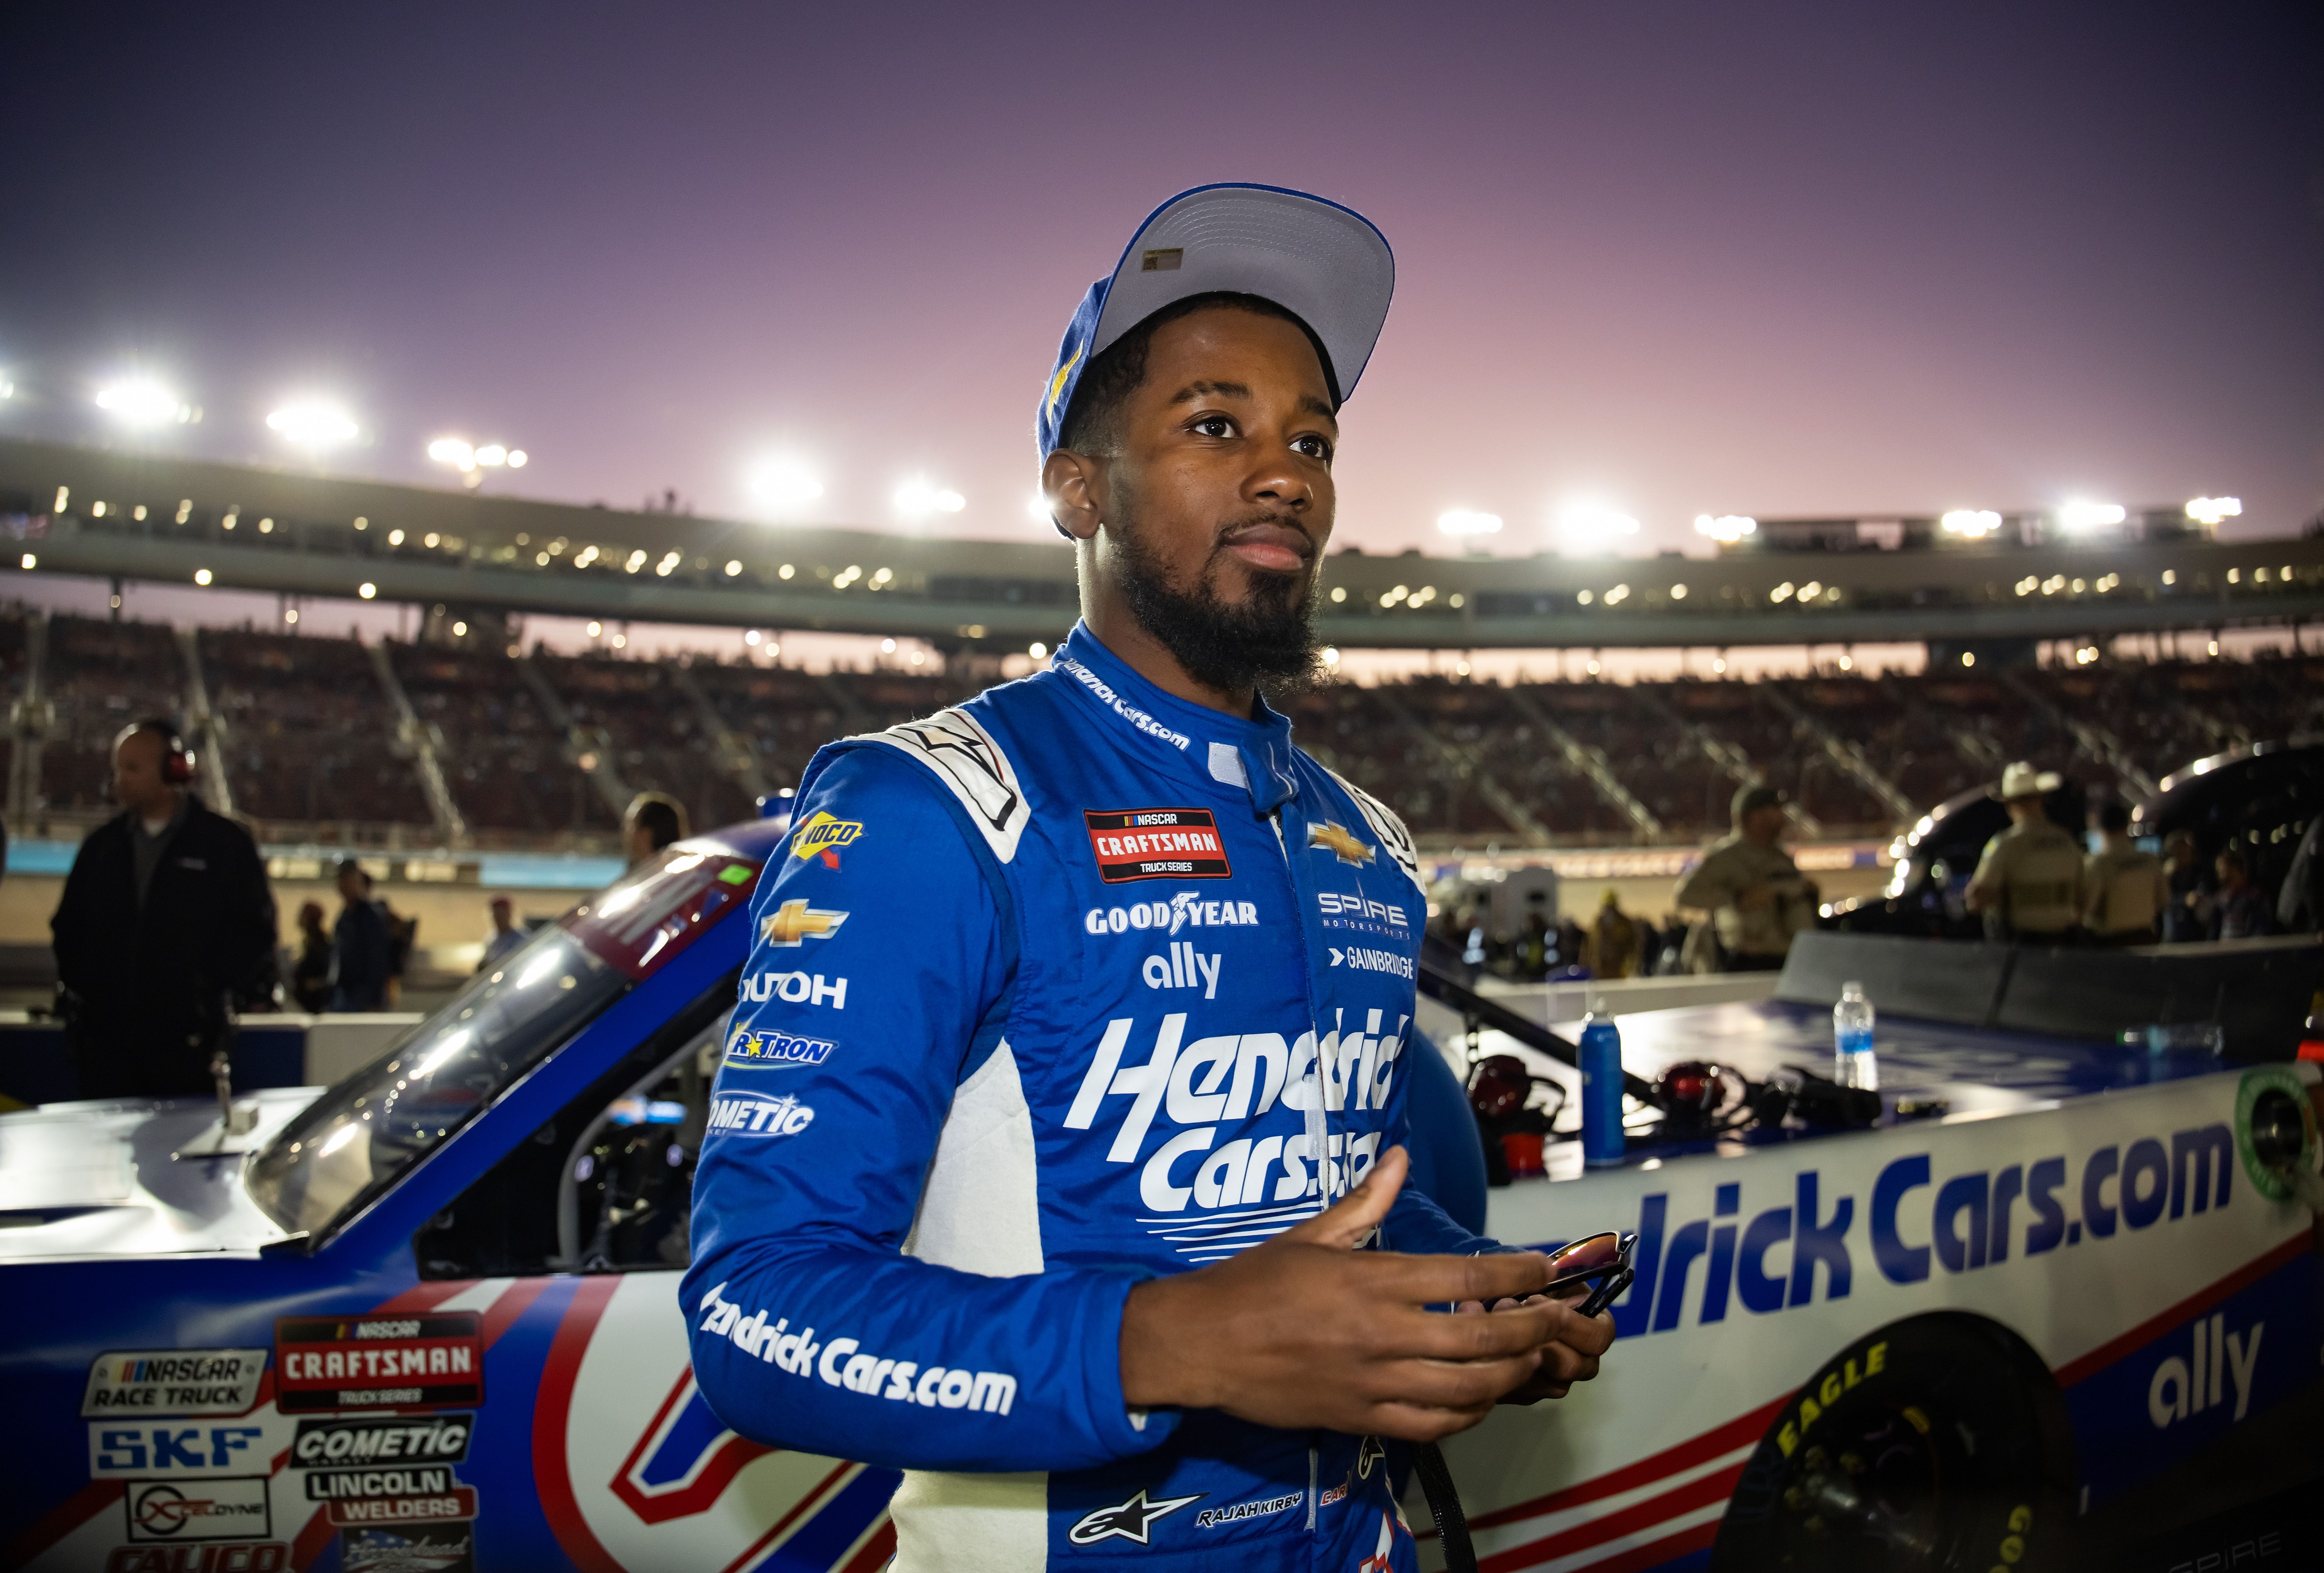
[1042,449,1105,543]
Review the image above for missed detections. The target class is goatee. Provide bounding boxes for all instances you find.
[1110,510,1322,697]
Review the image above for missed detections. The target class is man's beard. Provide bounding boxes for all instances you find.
[1109,504,1322,697]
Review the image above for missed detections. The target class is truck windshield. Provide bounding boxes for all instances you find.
[247,845,762,1239]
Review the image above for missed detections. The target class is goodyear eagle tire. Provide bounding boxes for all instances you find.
[1712,1312,2076,1572]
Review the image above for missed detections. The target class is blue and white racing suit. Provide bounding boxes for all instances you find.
[685,622,1498,1570]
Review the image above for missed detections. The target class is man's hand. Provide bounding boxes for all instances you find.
[1453,1292,1616,1403]
[1119,1147,1556,1442]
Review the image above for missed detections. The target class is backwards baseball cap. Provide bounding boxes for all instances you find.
[1034,183,1396,478]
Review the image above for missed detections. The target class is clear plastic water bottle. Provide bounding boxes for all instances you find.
[1833,981,1878,1090]
[1580,992,1626,1167]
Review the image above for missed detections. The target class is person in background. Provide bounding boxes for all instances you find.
[479,894,527,970]
[2161,830,2210,943]
[2083,802,2168,945]
[1674,784,1819,971]
[622,791,688,866]
[2275,811,2323,933]
[291,900,334,1012]
[327,859,394,1011]
[2209,848,2274,941]
[1586,887,1640,978]
[51,719,277,1097]
[1965,762,2085,943]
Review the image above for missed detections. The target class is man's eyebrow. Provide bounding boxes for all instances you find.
[1167,379,1252,404]
[1297,395,1339,426]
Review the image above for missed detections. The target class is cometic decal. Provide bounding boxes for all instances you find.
[1085,808,1232,883]
[273,1314,484,1413]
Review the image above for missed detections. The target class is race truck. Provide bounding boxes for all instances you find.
[1,809,2318,1573]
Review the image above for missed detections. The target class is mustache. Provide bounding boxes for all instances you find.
[1209,512,1318,565]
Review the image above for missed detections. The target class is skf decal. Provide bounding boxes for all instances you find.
[789,811,863,869]
[1085,807,1232,883]
[1307,821,1374,867]
[1068,1487,1202,1546]
[761,899,847,946]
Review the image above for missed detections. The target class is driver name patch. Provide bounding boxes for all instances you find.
[274,1314,484,1413]
[1085,808,1232,883]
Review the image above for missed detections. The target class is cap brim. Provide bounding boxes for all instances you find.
[1090,184,1394,405]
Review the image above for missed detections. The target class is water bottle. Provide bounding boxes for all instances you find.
[1580,992,1625,1167]
[1833,981,1878,1091]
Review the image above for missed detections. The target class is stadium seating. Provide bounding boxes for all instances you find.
[5,608,2314,850]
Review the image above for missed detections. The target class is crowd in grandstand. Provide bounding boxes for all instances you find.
[2,609,2316,858]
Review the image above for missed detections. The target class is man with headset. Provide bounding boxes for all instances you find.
[687,185,1612,1571]
[51,719,277,1098]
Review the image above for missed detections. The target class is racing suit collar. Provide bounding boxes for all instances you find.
[1052,622,1302,814]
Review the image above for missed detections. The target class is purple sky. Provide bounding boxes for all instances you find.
[4,3,2318,558]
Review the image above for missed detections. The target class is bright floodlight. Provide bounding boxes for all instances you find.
[428,436,523,473]
[1939,509,2002,538]
[1028,493,1054,525]
[1437,510,1504,538]
[748,456,825,513]
[1556,504,1640,551]
[266,399,358,448]
[2185,495,2242,525]
[2057,500,2126,533]
[895,478,966,519]
[95,378,192,426]
[1693,513,1758,544]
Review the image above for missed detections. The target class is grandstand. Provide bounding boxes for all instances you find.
[5,603,2316,855]
[4,436,2321,859]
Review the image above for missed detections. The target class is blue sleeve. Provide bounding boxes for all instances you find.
[683,744,1176,1473]
[1380,1024,1503,1257]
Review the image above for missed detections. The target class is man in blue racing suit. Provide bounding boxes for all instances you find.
[686,184,1614,1571]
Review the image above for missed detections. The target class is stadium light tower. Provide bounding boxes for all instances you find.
[1556,503,1640,554]
[266,398,359,450]
[747,456,825,517]
[1437,510,1504,539]
[1694,513,1757,545]
[1939,509,2002,539]
[428,436,529,490]
[2056,500,2126,534]
[894,477,966,521]
[95,378,197,427]
[2185,496,2241,526]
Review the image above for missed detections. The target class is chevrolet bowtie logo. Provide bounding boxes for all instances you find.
[761,899,847,947]
[1308,821,1375,866]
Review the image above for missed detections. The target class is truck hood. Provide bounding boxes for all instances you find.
[0,1089,320,1260]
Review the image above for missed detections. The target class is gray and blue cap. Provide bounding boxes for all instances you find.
[1034,183,1396,497]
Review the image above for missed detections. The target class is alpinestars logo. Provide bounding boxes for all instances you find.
[1068,1487,1203,1546]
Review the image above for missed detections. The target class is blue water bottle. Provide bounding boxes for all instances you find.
[1580,991,1625,1167]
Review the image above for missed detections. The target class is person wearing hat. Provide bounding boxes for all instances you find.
[685,184,1608,1571]
[1965,762,2086,942]
[1673,782,1820,971]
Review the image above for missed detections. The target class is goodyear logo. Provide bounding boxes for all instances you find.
[725,1027,836,1070]
[790,811,864,868]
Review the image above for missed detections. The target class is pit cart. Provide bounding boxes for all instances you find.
[2,814,2318,1573]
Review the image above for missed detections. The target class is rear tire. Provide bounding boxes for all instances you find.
[1713,1312,2076,1572]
